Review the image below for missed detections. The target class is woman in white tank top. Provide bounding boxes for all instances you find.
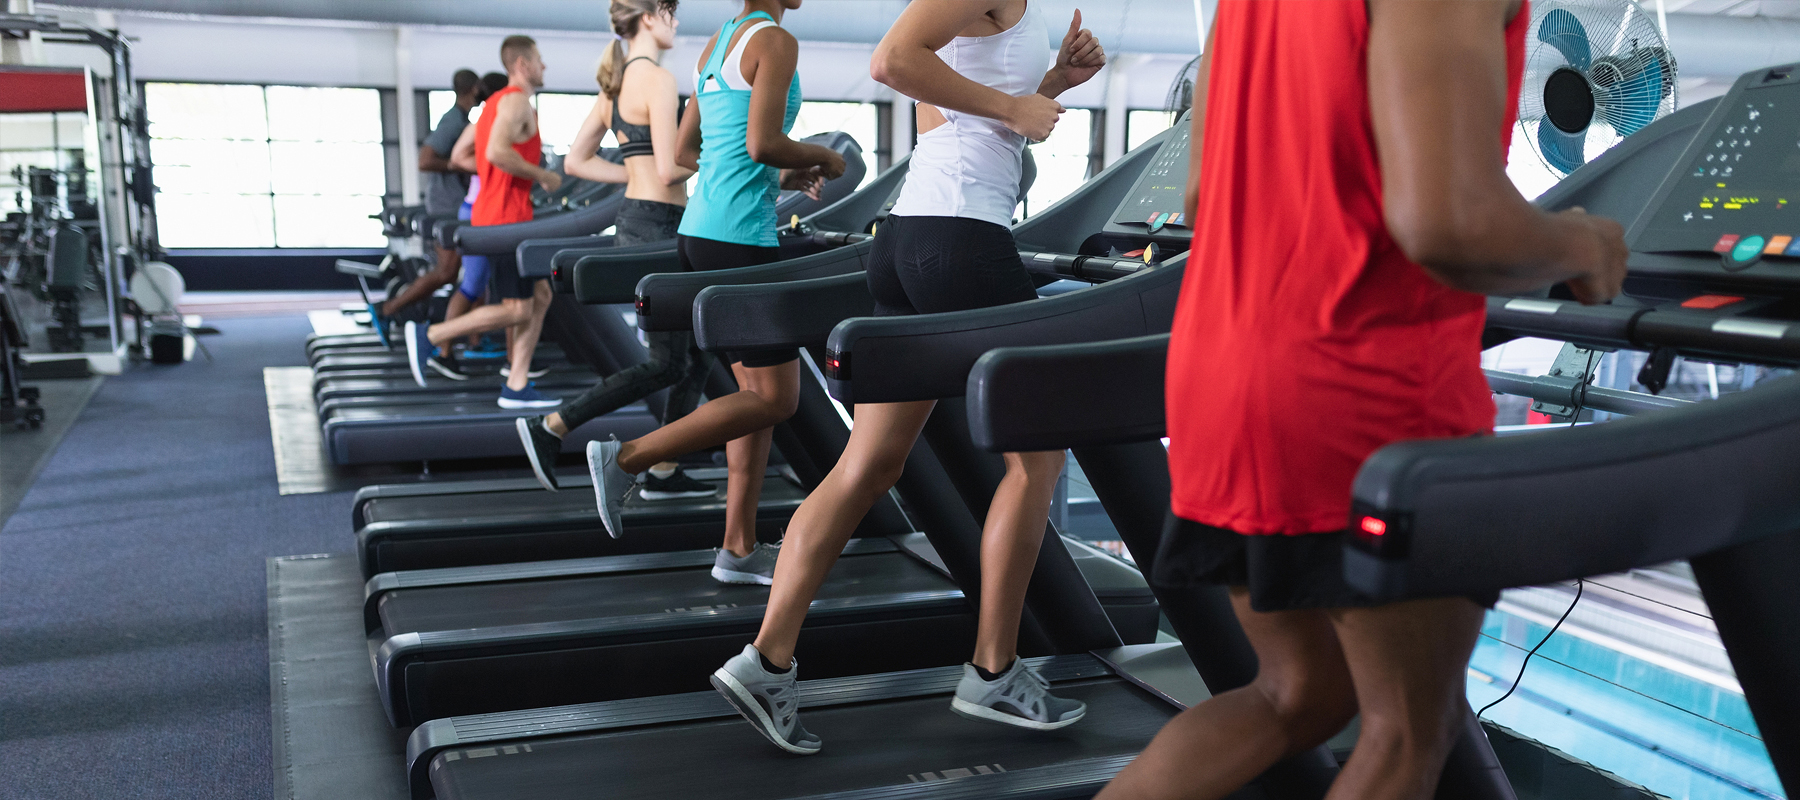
[709,0,1107,755]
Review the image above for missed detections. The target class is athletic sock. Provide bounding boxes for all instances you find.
[648,464,677,479]
[758,651,791,675]
[973,660,1014,682]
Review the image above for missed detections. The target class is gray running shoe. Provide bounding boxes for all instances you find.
[711,644,821,755]
[586,436,630,539]
[950,659,1086,730]
[712,543,779,585]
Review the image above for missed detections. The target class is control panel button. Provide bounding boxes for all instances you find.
[1714,234,1742,253]
[1767,235,1794,255]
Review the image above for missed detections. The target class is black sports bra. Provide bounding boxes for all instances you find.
[611,56,657,159]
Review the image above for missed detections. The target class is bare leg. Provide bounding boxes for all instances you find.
[752,400,936,667]
[1096,589,1358,800]
[383,245,459,317]
[720,429,771,557]
[500,280,553,392]
[427,298,530,352]
[971,449,1067,673]
[1323,598,1484,800]
[444,291,483,348]
[616,360,801,474]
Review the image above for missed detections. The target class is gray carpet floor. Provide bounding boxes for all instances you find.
[0,315,350,800]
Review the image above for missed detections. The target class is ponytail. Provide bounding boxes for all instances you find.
[596,38,628,98]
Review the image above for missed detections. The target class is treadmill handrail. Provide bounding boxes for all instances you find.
[636,239,876,332]
[1487,296,1800,368]
[1346,372,1800,600]
[516,234,609,279]
[824,254,1187,405]
[968,334,1170,453]
[454,194,623,256]
[693,271,873,352]
[569,245,684,304]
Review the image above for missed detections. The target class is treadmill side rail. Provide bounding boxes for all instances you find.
[404,655,1116,799]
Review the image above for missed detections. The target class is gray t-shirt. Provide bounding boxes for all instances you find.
[422,106,471,216]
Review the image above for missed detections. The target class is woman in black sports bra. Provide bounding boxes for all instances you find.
[565,0,692,245]
[517,0,719,503]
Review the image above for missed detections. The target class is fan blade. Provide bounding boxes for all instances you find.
[1537,8,1592,71]
[1592,49,1667,137]
[1538,122,1587,175]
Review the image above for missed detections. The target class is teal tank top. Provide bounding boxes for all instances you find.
[677,11,803,248]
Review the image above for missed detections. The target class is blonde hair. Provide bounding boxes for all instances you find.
[596,0,676,98]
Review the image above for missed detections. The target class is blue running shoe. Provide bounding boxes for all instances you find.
[367,302,391,348]
[404,321,431,388]
[498,382,562,409]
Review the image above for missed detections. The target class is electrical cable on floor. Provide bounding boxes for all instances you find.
[1478,579,1583,719]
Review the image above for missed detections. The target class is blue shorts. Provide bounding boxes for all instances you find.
[455,202,488,301]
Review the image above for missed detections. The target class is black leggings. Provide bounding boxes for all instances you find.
[867,215,1038,317]
[557,234,783,431]
[677,235,793,368]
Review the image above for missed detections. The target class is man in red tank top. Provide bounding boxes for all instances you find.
[404,36,566,408]
[1096,2,1627,799]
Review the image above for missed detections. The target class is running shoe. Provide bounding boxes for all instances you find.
[500,364,551,379]
[515,416,562,491]
[367,302,391,348]
[639,467,719,501]
[428,352,470,381]
[587,436,631,539]
[712,543,779,585]
[712,644,821,755]
[404,321,431,388]
[950,659,1086,731]
[497,383,562,409]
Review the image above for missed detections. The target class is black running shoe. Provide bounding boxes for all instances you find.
[640,468,718,500]
[515,416,562,491]
[428,352,470,381]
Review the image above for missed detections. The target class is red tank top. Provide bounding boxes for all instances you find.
[471,85,542,227]
[1165,0,1528,535]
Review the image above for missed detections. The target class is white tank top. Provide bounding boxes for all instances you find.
[692,20,778,93]
[889,2,1048,228]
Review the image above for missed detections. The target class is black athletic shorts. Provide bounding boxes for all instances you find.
[867,215,1038,317]
[1151,512,1500,613]
[486,252,544,300]
[677,234,794,368]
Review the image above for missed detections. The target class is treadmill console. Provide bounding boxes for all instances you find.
[1629,63,1800,275]
[1102,110,1194,249]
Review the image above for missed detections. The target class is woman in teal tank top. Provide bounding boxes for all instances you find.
[586,0,847,588]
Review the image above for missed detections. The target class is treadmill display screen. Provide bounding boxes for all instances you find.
[1635,73,1800,258]
[1111,110,1193,232]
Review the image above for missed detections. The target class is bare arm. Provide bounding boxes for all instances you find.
[1036,10,1106,100]
[740,27,844,175]
[565,94,630,185]
[1369,0,1625,302]
[676,94,702,172]
[1183,27,1213,223]
[870,0,1066,141]
[641,68,696,186]
[449,124,479,174]
[484,92,561,190]
[419,144,453,173]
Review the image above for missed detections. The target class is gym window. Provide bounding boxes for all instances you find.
[1022,107,1096,218]
[790,101,880,191]
[146,82,386,248]
[1126,110,1177,153]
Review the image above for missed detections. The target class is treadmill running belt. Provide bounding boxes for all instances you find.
[361,476,803,529]
[430,679,1169,800]
[379,550,946,633]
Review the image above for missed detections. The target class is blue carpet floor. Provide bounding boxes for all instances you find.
[0,316,349,800]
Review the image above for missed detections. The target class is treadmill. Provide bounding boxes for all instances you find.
[348,142,908,577]
[315,134,868,467]
[396,115,1227,800]
[945,65,1800,799]
[361,137,1161,727]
